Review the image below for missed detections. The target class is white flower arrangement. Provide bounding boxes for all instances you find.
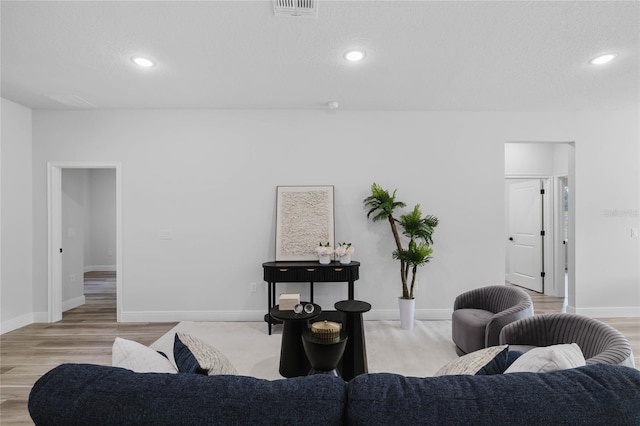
[335,242,355,257]
[314,242,334,256]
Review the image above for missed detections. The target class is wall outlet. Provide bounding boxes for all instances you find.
[70,273,76,282]
[250,282,257,293]
[632,228,639,238]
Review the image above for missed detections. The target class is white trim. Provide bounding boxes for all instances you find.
[119,308,454,323]
[121,310,268,323]
[84,265,117,272]
[47,164,62,322]
[62,295,86,312]
[572,306,640,318]
[553,174,569,298]
[47,162,123,323]
[33,312,49,323]
[0,313,34,335]
[366,308,452,321]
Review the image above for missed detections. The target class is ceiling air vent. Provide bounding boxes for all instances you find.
[273,0,318,18]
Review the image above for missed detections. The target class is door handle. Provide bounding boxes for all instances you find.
[508,237,514,241]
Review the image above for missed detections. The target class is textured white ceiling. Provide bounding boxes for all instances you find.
[1,0,638,111]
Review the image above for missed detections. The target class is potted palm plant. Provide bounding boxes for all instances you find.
[363,183,439,329]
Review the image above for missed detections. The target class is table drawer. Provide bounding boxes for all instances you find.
[264,267,301,282]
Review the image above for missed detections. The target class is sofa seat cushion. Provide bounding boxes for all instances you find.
[452,308,493,354]
[29,364,347,426]
[346,364,640,426]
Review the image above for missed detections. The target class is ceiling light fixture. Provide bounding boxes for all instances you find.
[589,53,617,65]
[344,50,365,62]
[131,56,155,68]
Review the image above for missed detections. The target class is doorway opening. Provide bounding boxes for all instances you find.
[504,142,574,299]
[47,162,122,323]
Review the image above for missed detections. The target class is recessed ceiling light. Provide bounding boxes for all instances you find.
[344,50,365,62]
[589,53,617,65]
[131,56,155,68]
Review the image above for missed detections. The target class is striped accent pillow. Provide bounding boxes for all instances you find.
[173,332,237,375]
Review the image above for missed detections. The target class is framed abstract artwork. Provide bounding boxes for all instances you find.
[275,185,335,261]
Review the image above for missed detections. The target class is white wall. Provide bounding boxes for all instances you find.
[27,109,639,322]
[1,98,34,333]
[505,143,556,176]
[85,169,116,271]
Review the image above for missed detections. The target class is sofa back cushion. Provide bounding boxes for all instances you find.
[346,364,640,425]
[29,363,346,426]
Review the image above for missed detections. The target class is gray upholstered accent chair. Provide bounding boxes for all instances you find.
[499,313,635,368]
[452,285,534,356]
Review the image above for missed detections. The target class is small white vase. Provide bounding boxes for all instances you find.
[339,254,351,264]
[398,297,415,330]
[318,254,331,264]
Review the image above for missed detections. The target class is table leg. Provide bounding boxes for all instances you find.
[279,320,312,378]
[310,282,314,303]
[267,282,273,335]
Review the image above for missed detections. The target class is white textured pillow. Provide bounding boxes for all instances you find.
[504,343,585,374]
[434,345,509,376]
[112,337,178,373]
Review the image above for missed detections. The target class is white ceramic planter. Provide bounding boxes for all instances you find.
[398,297,415,330]
[318,254,331,264]
[339,254,351,264]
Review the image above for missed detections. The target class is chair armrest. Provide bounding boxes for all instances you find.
[485,303,533,347]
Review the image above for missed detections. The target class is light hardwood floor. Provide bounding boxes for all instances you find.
[1,275,638,424]
[0,272,177,425]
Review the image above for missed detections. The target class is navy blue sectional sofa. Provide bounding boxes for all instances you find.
[29,363,640,425]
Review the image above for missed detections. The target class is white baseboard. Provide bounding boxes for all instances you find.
[84,265,116,272]
[365,308,453,321]
[1,312,34,335]
[571,306,640,318]
[62,296,86,312]
[33,312,49,323]
[120,310,267,322]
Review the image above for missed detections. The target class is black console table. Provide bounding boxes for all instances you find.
[262,261,360,335]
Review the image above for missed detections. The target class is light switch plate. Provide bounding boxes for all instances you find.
[159,229,173,240]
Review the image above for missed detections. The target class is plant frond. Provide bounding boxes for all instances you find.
[363,183,405,221]
[393,243,433,267]
[398,204,438,244]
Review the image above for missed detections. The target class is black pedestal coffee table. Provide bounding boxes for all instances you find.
[335,300,371,381]
[270,303,321,378]
[301,330,348,377]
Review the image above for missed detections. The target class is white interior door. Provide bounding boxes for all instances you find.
[507,179,543,292]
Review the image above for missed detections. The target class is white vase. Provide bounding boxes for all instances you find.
[339,254,351,264]
[398,297,415,330]
[319,254,331,264]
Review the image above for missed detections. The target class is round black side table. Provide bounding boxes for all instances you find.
[270,303,321,378]
[301,330,348,377]
[335,300,371,381]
